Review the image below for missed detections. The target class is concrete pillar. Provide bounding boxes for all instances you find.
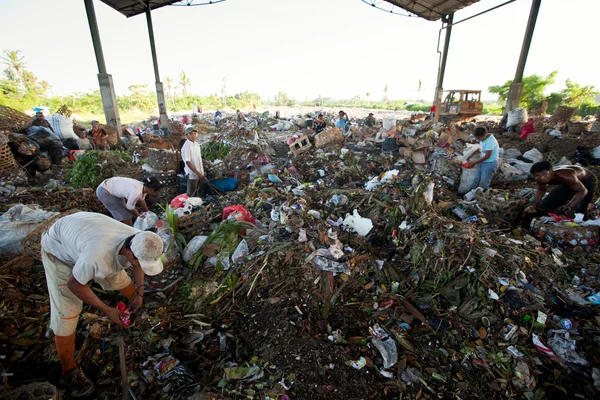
[145,5,169,129]
[434,13,453,123]
[505,82,524,112]
[98,74,122,132]
[84,0,121,137]
[505,0,542,112]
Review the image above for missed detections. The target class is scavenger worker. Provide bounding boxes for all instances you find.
[30,111,55,133]
[181,127,207,197]
[312,114,326,134]
[41,212,164,398]
[96,176,161,226]
[465,127,499,190]
[364,112,376,127]
[89,120,109,150]
[148,131,175,151]
[526,162,596,219]
[336,110,349,134]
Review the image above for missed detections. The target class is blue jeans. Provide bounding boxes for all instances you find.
[471,160,498,190]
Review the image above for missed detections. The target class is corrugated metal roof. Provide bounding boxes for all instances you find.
[383,0,481,21]
[99,0,181,18]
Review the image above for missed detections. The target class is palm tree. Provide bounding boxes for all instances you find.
[179,71,190,96]
[221,76,227,108]
[165,76,176,108]
[1,50,25,82]
[366,92,371,107]
[383,84,389,108]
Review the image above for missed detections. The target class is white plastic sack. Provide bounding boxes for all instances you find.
[57,115,78,140]
[510,160,535,174]
[548,129,562,138]
[458,165,479,194]
[502,148,522,159]
[522,148,543,164]
[0,204,58,255]
[134,211,159,231]
[183,235,208,263]
[497,159,528,181]
[382,117,396,131]
[507,108,528,127]
[523,148,544,164]
[343,209,373,237]
[593,145,600,159]
[555,157,572,166]
[462,143,482,162]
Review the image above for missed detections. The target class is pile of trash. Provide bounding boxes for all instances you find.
[1,107,600,399]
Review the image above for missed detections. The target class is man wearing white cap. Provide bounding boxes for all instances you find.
[41,212,164,398]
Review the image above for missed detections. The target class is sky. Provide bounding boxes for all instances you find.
[0,0,598,103]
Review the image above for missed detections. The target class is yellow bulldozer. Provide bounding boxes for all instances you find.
[440,90,483,122]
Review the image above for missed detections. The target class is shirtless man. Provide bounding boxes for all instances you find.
[526,161,596,218]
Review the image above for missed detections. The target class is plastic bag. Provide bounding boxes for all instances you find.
[231,239,249,264]
[0,204,58,255]
[183,235,208,262]
[170,194,189,210]
[507,108,528,127]
[134,211,159,231]
[522,148,543,163]
[370,324,398,369]
[458,165,479,194]
[343,210,373,236]
[222,205,256,225]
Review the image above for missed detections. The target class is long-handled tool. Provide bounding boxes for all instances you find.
[117,336,129,400]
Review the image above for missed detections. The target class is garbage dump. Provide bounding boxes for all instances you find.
[1,104,600,399]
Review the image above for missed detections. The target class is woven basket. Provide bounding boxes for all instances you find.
[474,189,527,223]
[144,254,183,293]
[178,208,210,238]
[544,151,560,165]
[567,121,592,135]
[547,138,579,158]
[590,122,600,132]
[0,105,31,133]
[0,143,17,173]
[143,170,177,187]
[550,106,576,124]
[21,209,80,260]
[147,149,178,172]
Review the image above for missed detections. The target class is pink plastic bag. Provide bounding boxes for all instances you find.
[222,205,256,225]
[170,194,189,210]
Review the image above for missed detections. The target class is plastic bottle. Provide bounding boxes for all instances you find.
[559,319,572,330]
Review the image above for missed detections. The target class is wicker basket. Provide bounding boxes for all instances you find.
[144,254,183,293]
[567,121,592,135]
[147,149,178,172]
[21,209,80,260]
[0,143,17,173]
[144,170,177,187]
[550,106,576,124]
[0,105,31,133]
[177,207,212,238]
[474,189,527,223]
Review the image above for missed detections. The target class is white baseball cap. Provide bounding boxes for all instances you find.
[130,231,164,276]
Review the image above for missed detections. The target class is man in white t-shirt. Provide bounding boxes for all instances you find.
[41,212,164,398]
[181,127,206,197]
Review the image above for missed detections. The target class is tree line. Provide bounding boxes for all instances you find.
[1,50,597,117]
